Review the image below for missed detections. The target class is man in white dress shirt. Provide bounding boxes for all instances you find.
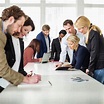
[56,19,86,67]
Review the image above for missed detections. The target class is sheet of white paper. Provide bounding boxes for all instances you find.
[18,80,51,88]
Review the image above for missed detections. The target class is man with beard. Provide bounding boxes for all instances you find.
[0,5,41,92]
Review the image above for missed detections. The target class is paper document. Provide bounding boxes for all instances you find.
[18,80,51,87]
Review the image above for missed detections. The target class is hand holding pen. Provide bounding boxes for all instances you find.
[26,71,41,83]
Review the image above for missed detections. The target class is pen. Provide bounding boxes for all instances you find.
[27,71,35,77]
[48,81,52,86]
[30,71,36,76]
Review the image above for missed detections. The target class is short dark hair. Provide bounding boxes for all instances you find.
[59,30,67,35]
[24,16,35,31]
[63,19,73,26]
[2,5,26,21]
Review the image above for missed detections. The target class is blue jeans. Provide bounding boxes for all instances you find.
[93,68,104,84]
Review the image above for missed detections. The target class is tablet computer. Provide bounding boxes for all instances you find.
[55,67,76,71]
[41,52,51,63]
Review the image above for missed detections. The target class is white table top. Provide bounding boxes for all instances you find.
[0,62,104,104]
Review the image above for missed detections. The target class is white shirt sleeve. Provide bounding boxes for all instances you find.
[59,36,67,63]
[59,31,86,63]
[59,34,73,63]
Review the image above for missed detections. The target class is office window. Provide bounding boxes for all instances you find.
[84,0,104,4]
[46,7,76,39]
[1,0,104,47]
[10,0,40,3]
[46,0,76,3]
[0,0,5,3]
[84,7,104,34]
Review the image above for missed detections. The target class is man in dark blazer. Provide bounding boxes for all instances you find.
[50,30,67,61]
[36,24,51,58]
[5,33,27,76]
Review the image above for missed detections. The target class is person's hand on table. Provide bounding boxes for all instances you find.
[62,63,74,68]
[29,74,41,83]
[39,58,42,63]
[23,74,41,84]
[86,69,93,77]
[86,69,89,75]
[55,62,63,67]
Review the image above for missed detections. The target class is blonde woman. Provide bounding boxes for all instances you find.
[75,16,104,84]
[63,35,90,72]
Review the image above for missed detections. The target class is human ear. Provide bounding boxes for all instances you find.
[8,16,15,25]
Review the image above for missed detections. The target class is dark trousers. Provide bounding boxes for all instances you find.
[0,86,4,93]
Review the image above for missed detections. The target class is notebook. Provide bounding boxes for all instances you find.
[41,52,51,63]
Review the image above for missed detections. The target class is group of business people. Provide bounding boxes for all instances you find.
[23,24,51,66]
[0,5,104,93]
[56,18,104,85]
[26,16,104,85]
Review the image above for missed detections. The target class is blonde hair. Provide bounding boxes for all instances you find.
[75,16,102,35]
[75,16,90,29]
[67,34,80,44]
[75,16,102,44]
[90,24,102,35]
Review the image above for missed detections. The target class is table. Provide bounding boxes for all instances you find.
[0,62,104,104]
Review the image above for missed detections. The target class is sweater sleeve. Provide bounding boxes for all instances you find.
[24,47,39,66]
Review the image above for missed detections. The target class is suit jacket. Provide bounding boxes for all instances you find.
[36,31,51,58]
[51,38,61,61]
[0,19,24,86]
[5,33,27,76]
[50,37,70,61]
[86,30,104,72]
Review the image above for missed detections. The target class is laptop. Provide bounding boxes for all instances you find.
[41,52,51,63]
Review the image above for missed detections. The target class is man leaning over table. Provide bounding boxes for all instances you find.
[56,19,86,67]
[0,5,41,93]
